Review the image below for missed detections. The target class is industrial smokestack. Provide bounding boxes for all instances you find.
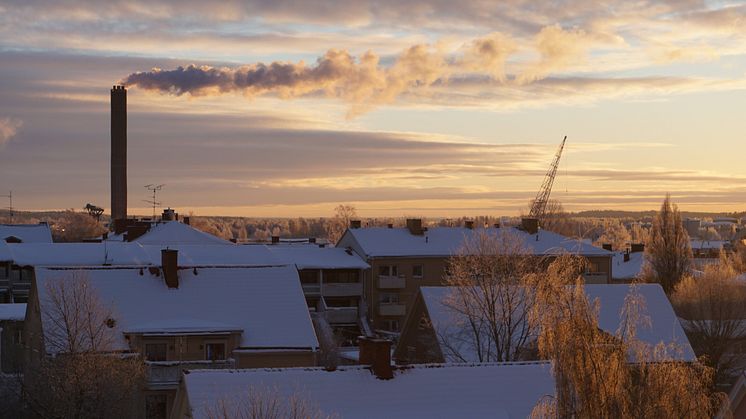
[111,85,127,223]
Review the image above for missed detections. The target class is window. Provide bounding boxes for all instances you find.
[382,319,400,332]
[379,293,399,304]
[145,343,167,361]
[378,265,398,277]
[412,264,423,278]
[205,342,226,361]
[145,394,168,419]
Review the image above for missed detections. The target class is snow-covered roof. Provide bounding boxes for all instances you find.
[690,240,729,250]
[340,227,610,258]
[611,251,645,280]
[268,245,369,270]
[420,284,694,362]
[182,362,555,419]
[0,223,53,243]
[139,244,282,267]
[0,303,26,321]
[108,221,231,245]
[6,242,152,266]
[34,266,318,354]
[0,241,11,262]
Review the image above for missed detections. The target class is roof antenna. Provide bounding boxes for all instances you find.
[143,184,165,219]
[1,191,13,224]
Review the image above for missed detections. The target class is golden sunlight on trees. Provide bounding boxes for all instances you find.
[643,195,692,294]
[53,209,107,242]
[672,256,746,388]
[24,273,146,418]
[325,204,357,245]
[594,219,632,251]
[531,255,726,418]
[442,230,543,362]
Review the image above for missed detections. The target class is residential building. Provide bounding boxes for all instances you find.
[337,218,612,332]
[395,283,694,364]
[0,223,53,244]
[24,263,319,419]
[0,303,25,373]
[611,244,645,282]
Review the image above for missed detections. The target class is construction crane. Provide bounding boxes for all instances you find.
[528,136,567,223]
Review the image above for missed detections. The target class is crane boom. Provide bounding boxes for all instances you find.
[528,136,567,222]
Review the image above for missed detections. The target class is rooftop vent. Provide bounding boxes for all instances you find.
[161,249,179,289]
[350,220,362,229]
[406,218,424,235]
[358,337,393,380]
[521,217,539,235]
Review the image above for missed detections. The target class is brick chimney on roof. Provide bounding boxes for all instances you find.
[358,337,393,380]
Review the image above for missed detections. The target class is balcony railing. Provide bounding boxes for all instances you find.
[147,359,236,386]
[301,283,321,294]
[378,275,405,289]
[323,282,363,296]
[378,303,406,317]
[582,272,609,284]
[324,307,359,324]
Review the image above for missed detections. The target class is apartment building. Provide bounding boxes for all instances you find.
[337,218,612,333]
[0,223,53,303]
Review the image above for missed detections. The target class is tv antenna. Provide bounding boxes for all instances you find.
[1,191,13,224]
[143,184,165,219]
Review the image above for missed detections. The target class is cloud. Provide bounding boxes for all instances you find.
[516,25,599,84]
[0,117,22,146]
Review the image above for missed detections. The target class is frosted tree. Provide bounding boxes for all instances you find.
[642,195,692,294]
[325,204,357,245]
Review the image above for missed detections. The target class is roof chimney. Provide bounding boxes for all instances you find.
[183,216,190,226]
[358,337,393,380]
[624,250,631,262]
[631,243,645,253]
[521,217,539,235]
[406,218,424,235]
[464,220,474,230]
[162,208,176,221]
[271,235,280,244]
[111,85,127,224]
[350,220,362,229]
[161,249,178,289]
[602,243,613,252]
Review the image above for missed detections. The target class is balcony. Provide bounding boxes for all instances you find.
[323,282,363,297]
[583,272,609,284]
[147,359,236,387]
[378,303,406,317]
[324,307,359,324]
[301,283,321,295]
[378,275,405,289]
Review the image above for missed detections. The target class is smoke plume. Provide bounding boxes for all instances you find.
[0,117,22,146]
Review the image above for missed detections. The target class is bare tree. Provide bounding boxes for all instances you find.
[441,229,542,362]
[24,272,146,419]
[643,194,692,294]
[531,255,727,418]
[672,256,746,388]
[325,204,357,245]
[205,386,337,419]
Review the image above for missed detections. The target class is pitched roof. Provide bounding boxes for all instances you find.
[419,283,694,362]
[611,251,645,280]
[6,242,152,266]
[34,266,319,354]
[0,223,53,243]
[267,245,369,269]
[341,227,610,258]
[0,303,26,321]
[182,362,555,419]
[139,244,282,267]
[106,221,231,245]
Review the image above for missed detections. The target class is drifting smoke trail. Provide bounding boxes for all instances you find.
[123,28,594,115]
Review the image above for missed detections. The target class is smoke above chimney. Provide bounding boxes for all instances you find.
[111,85,127,222]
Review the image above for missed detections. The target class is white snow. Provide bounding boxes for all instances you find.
[420,284,694,362]
[0,223,53,243]
[182,362,555,419]
[611,251,645,280]
[690,240,728,250]
[340,227,610,258]
[0,303,26,321]
[140,244,283,267]
[34,266,319,354]
[107,221,232,245]
[6,242,152,266]
[0,241,11,262]
[268,245,369,269]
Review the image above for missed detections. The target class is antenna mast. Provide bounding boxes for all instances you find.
[528,136,567,223]
[143,184,165,219]
[1,191,13,224]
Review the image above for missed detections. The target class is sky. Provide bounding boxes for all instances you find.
[0,0,745,217]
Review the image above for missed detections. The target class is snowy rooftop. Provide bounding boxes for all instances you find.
[34,266,318,354]
[420,284,694,362]
[107,221,231,245]
[6,242,152,266]
[268,245,369,270]
[611,252,645,280]
[182,362,555,419]
[0,223,53,243]
[0,303,26,321]
[341,227,610,258]
[139,244,283,267]
[0,241,11,261]
[690,240,729,250]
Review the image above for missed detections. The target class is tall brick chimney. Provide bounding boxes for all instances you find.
[358,337,393,379]
[111,85,127,223]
